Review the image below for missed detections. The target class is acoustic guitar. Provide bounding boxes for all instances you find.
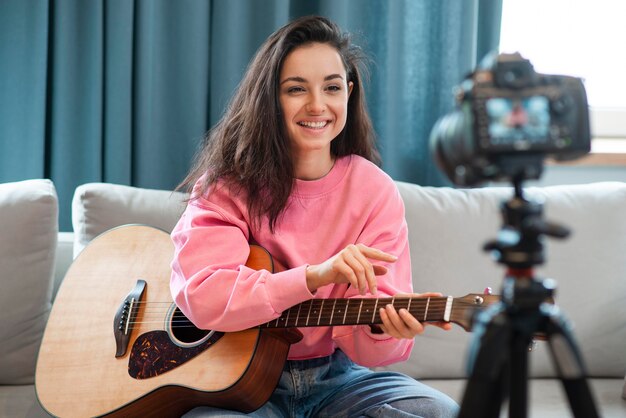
[36,224,498,417]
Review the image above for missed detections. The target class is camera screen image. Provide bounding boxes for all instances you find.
[486,96,550,146]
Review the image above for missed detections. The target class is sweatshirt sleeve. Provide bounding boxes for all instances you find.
[169,194,314,332]
[331,179,415,367]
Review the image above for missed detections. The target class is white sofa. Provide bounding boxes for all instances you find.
[1,179,625,417]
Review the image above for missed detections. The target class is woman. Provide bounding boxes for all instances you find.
[170,15,458,418]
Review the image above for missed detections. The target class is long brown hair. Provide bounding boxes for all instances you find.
[179,15,380,231]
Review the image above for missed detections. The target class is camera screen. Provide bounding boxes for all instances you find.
[486,96,550,146]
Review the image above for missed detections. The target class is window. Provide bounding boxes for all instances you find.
[499,0,626,145]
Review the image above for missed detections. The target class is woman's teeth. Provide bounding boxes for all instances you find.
[298,121,328,129]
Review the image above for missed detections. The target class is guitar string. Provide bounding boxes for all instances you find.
[129,296,463,304]
[124,301,480,310]
[128,308,452,319]
[124,306,464,327]
[122,299,486,328]
[129,299,491,308]
[124,309,454,327]
[123,301,480,315]
[129,298,492,306]
[129,318,466,328]
[125,304,454,315]
[128,298,456,307]
[128,309,452,322]
[128,302,456,310]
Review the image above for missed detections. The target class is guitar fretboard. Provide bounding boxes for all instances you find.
[260,296,453,328]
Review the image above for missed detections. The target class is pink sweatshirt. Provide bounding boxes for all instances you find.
[170,155,414,367]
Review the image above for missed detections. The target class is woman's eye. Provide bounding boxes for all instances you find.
[287,86,305,93]
[326,85,341,92]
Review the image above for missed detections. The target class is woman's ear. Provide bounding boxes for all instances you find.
[348,81,354,97]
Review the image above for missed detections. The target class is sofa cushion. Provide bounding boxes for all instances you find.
[0,384,51,418]
[385,181,626,380]
[0,179,57,384]
[71,183,187,257]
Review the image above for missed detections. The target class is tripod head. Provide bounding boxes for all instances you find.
[484,176,570,270]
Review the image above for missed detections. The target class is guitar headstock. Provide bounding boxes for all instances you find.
[450,293,501,331]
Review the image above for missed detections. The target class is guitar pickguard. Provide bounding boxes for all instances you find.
[128,330,224,379]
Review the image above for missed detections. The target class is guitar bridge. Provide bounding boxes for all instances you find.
[114,280,146,357]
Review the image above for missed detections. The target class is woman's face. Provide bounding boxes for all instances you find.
[279,42,353,161]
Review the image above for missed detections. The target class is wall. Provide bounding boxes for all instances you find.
[534,164,626,186]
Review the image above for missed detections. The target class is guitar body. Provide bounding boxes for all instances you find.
[36,225,300,417]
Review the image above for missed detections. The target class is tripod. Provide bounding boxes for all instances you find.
[457,178,600,418]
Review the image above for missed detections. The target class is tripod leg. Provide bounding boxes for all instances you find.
[508,331,531,418]
[543,304,600,418]
[458,305,510,418]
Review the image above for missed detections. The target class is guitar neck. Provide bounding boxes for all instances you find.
[247,246,496,331]
[260,296,454,329]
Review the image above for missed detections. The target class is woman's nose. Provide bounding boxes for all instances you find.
[306,92,325,114]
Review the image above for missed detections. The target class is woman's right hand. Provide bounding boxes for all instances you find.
[305,244,398,295]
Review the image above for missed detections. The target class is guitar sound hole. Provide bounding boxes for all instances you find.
[169,307,213,345]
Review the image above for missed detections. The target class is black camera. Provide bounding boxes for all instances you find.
[430,52,591,186]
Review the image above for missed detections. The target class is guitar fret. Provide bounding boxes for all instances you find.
[406,297,412,317]
[329,299,337,325]
[305,301,313,326]
[372,298,378,323]
[295,303,303,326]
[342,299,349,324]
[424,297,430,321]
[285,307,291,327]
[356,300,363,324]
[317,299,324,326]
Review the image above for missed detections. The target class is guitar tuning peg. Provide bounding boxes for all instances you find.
[484,287,493,295]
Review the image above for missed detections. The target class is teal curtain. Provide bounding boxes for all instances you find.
[0,0,502,231]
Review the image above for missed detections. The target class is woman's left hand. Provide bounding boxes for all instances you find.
[377,292,453,339]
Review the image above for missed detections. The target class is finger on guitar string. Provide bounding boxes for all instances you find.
[391,292,453,331]
[379,305,425,339]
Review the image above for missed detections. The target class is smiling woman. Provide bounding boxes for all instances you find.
[279,43,353,180]
[169,15,459,418]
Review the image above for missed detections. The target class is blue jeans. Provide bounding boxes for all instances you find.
[183,350,459,418]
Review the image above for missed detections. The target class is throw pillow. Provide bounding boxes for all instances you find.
[71,183,187,257]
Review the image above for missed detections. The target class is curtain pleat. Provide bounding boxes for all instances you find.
[0,0,502,230]
[46,0,105,228]
[0,0,49,180]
